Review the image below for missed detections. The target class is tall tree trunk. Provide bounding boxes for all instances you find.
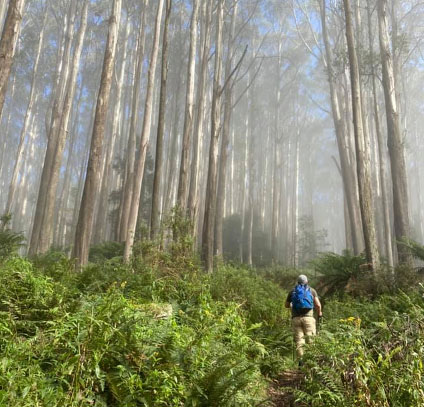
[377,0,412,265]
[73,0,122,266]
[0,0,7,32]
[344,0,380,269]
[187,0,212,233]
[29,0,77,255]
[151,0,172,239]
[94,15,131,244]
[5,5,47,215]
[119,1,149,242]
[38,0,89,254]
[202,0,224,273]
[123,0,164,262]
[215,2,238,258]
[0,0,26,116]
[366,0,394,266]
[292,130,300,267]
[177,0,200,210]
[320,0,364,254]
[271,38,282,263]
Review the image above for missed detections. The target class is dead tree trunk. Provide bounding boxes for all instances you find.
[73,0,122,267]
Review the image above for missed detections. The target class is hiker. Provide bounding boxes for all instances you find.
[285,274,322,361]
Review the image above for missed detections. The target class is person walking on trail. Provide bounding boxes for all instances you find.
[285,274,322,363]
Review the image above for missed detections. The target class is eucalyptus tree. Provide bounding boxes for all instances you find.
[202,0,224,272]
[343,0,380,270]
[0,0,26,117]
[123,0,165,262]
[177,0,199,211]
[151,0,172,239]
[378,0,412,265]
[73,0,122,267]
[118,0,149,242]
[5,0,48,216]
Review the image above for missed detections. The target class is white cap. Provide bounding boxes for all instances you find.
[297,274,308,285]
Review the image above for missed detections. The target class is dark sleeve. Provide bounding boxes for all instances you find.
[286,291,292,303]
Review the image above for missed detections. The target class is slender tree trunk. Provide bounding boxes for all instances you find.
[320,0,364,254]
[94,16,131,244]
[29,0,77,255]
[202,0,224,273]
[119,1,149,241]
[292,130,300,267]
[123,0,164,262]
[271,39,282,263]
[215,2,238,258]
[344,0,380,269]
[5,6,47,215]
[151,0,172,239]
[377,0,412,265]
[38,1,89,254]
[0,0,26,116]
[73,0,122,266]
[366,0,394,266]
[177,0,200,210]
[188,0,212,232]
[0,0,7,32]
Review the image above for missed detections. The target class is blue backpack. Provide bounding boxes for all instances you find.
[292,284,314,311]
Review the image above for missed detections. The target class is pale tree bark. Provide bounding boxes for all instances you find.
[202,0,224,273]
[73,0,122,267]
[0,69,16,184]
[320,0,364,254]
[38,0,89,254]
[94,15,131,244]
[215,2,238,258]
[29,0,77,255]
[292,129,300,267]
[177,0,199,210]
[119,1,149,242]
[0,1,7,32]
[246,77,257,267]
[5,5,48,215]
[0,0,26,117]
[378,0,412,265]
[187,0,213,234]
[123,0,164,262]
[344,0,380,270]
[239,88,249,263]
[151,0,172,239]
[271,38,282,264]
[366,0,394,266]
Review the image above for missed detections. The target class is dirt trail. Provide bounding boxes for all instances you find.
[268,369,305,407]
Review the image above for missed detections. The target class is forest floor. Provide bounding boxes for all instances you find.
[268,369,305,406]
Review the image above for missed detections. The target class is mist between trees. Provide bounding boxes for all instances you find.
[0,0,423,270]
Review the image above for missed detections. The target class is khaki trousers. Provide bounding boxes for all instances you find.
[292,316,316,357]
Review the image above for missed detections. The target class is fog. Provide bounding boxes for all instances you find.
[0,0,423,268]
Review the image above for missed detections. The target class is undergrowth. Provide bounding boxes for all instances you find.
[1,221,424,406]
